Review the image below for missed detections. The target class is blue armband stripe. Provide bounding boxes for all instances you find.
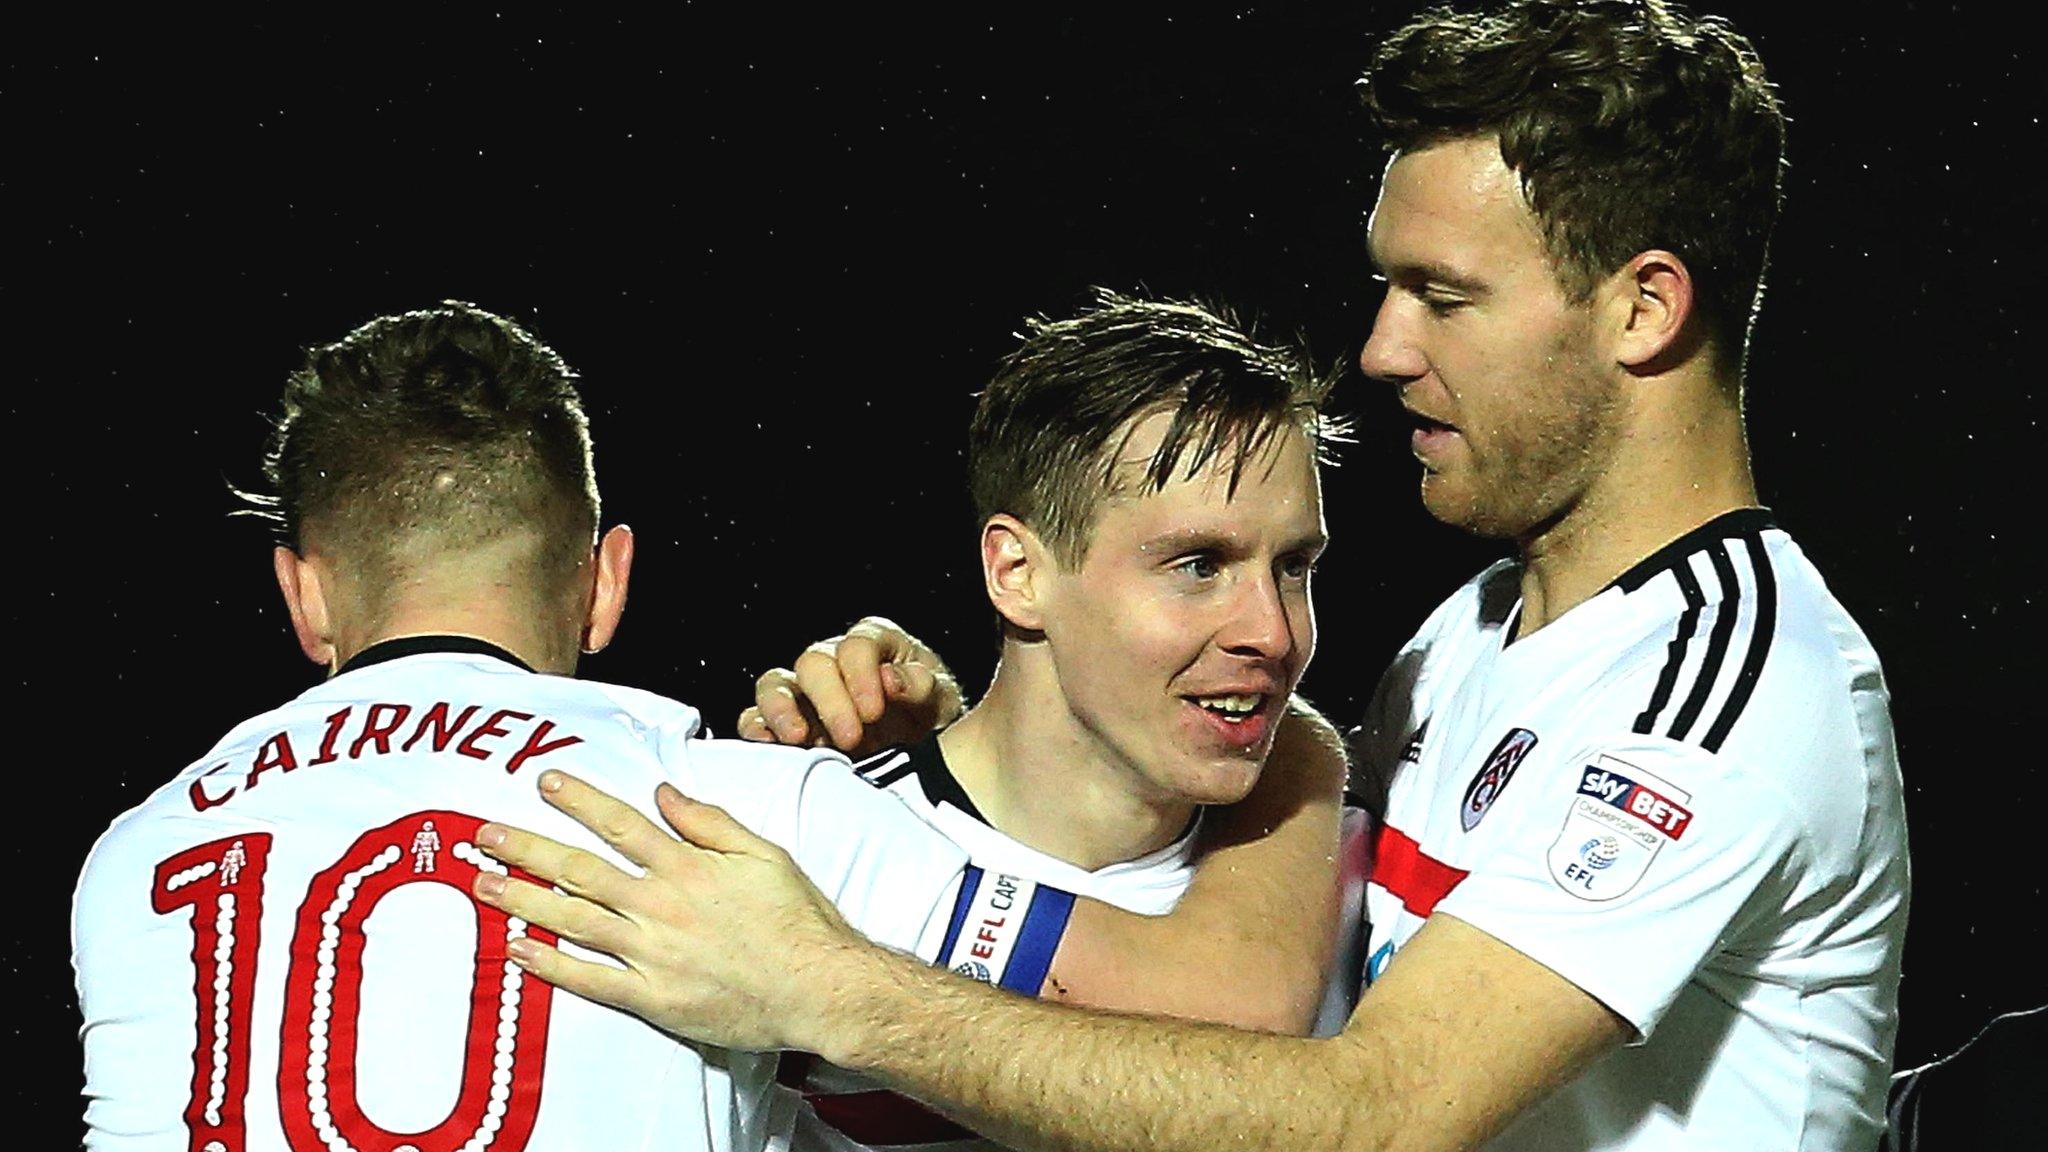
[935,864,983,962]
[997,885,1076,995]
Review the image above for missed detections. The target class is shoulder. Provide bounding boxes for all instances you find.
[1546,530,1896,872]
[675,734,855,781]
[538,676,707,742]
[79,694,308,873]
[1600,527,1888,767]
[670,738,960,842]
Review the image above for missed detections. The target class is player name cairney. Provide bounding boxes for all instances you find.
[187,701,585,811]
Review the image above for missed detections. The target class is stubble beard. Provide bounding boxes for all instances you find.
[1432,355,1623,545]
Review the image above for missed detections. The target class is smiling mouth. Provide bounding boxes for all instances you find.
[1188,693,1267,724]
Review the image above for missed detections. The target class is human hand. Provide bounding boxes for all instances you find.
[472,769,873,1053]
[737,616,964,756]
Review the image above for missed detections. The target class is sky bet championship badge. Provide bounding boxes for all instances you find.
[1548,755,1694,900]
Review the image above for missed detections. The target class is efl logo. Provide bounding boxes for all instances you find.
[1576,765,1693,839]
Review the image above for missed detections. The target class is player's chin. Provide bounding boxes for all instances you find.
[1420,476,1521,540]
[1180,756,1265,807]
[1419,473,1478,527]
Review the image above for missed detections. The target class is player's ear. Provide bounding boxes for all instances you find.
[581,524,634,654]
[981,514,1049,632]
[1609,249,1696,373]
[272,545,336,668]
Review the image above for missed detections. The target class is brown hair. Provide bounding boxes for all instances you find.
[969,288,1344,567]
[242,301,598,598]
[1361,0,1787,362]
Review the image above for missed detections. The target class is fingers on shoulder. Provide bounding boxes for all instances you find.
[752,667,821,746]
[792,645,874,746]
[736,706,776,743]
[541,772,689,870]
[655,784,794,863]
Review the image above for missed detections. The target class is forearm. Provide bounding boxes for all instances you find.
[820,944,1373,1152]
[473,771,1622,1152]
[806,913,1626,1152]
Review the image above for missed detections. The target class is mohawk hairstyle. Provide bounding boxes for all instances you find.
[239,301,599,596]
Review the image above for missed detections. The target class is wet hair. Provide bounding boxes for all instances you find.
[240,301,598,598]
[968,288,1345,567]
[1360,0,1787,362]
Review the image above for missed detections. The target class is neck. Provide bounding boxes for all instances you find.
[330,593,577,677]
[939,655,1195,872]
[1515,378,1758,638]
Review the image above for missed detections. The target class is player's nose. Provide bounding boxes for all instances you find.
[1217,572,1298,663]
[1359,294,1427,385]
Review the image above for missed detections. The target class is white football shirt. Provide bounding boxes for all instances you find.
[73,638,968,1152]
[782,729,1376,1139]
[1354,511,1909,1150]
[775,736,1199,1152]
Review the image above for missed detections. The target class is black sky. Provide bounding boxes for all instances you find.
[14,2,2043,1129]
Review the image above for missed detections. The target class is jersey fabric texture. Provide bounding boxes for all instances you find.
[1354,510,1909,1151]
[73,638,968,1152]
[774,734,1198,1152]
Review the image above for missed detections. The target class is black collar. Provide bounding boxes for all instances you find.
[335,635,536,678]
[904,730,1204,848]
[1610,508,1777,594]
[903,733,992,825]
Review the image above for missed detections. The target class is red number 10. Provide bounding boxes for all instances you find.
[151,811,557,1152]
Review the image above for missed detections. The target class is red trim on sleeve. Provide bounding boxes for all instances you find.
[1373,823,1470,916]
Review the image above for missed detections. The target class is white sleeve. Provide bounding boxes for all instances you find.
[789,757,969,956]
[74,822,196,1148]
[1434,738,1805,1039]
[669,739,968,958]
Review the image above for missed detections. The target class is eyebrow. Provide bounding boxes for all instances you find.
[1370,255,1491,295]
[1138,528,1331,558]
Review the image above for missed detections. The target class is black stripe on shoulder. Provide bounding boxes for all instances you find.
[868,759,920,789]
[1666,541,1744,742]
[854,734,996,823]
[1611,508,1776,594]
[1633,559,1708,735]
[852,746,913,786]
[1701,533,1779,752]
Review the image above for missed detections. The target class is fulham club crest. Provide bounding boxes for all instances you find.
[1462,728,1538,831]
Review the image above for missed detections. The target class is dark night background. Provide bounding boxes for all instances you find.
[13,1,2043,1137]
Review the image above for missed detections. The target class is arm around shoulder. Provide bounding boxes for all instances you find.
[809,900,1626,1152]
[1043,696,1349,1033]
